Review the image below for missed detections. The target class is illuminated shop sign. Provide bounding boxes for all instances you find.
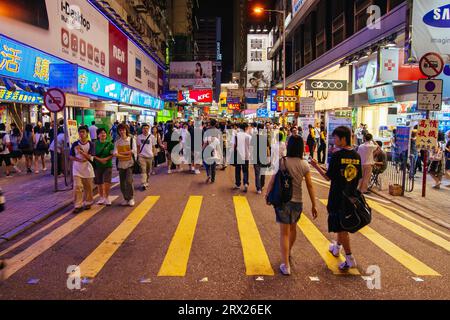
[78,68,121,100]
[120,86,163,110]
[0,35,65,85]
[0,88,43,104]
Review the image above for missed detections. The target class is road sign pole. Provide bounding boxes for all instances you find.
[422,109,430,198]
[53,112,58,192]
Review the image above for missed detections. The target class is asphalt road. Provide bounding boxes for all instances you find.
[0,164,449,300]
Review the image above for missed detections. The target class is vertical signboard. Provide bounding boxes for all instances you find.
[108,23,128,83]
[326,111,352,166]
[247,34,272,89]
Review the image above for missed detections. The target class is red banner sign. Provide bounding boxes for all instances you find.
[178,90,213,103]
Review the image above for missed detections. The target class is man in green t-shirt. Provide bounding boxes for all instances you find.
[94,128,114,206]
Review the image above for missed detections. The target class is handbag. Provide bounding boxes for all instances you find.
[131,137,141,174]
[339,190,372,233]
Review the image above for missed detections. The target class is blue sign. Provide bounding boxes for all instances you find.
[0,88,43,104]
[437,64,450,98]
[0,35,65,85]
[270,90,278,111]
[161,91,178,102]
[257,108,269,118]
[367,84,395,104]
[49,64,78,93]
[394,126,411,161]
[120,86,163,110]
[423,3,450,28]
[78,68,122,100]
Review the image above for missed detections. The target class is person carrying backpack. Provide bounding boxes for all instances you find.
[0,123,12,177]
[33,126,48,174]
[265,135,318,276]
[311,126,363,271]
[19,124,34,173]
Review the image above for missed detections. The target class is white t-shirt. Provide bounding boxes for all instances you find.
[70,140,95,178]
[232,131,251,161]
[0,133,10,155]
[137,133,157,158]
[358,142,378,165]
[89,125,98,140]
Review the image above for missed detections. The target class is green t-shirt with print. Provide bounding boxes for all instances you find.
[95,140,114,168]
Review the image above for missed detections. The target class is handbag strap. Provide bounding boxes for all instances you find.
[139,134,152,154]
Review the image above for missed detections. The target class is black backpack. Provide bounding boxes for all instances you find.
[266,158,293,207]
[339,189,372,233]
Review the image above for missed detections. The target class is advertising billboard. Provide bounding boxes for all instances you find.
[127,39,158,97]
[169,61,213,90]
[0,35,65,85]
[0,0,110,76]
[109,23,128,84]
[247,34,272,89]
[412,0,450,58]
[78,68,121,100]
[177,90,213,104]
[120,86,163,110]
[352,57,378,94]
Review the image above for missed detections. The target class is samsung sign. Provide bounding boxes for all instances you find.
[412,0,450,58]
[292,0,306,16]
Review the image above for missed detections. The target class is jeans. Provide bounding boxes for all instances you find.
[235,161,249,187]
[307,141,315,158]
[119,167,134,201]
[253,164,266,191]
[317,143,326,164]
[204,161,217,181]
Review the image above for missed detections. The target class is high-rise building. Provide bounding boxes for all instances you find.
[233,0,248,87]
[167,0,195,62]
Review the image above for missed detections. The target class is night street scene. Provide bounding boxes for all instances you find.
[0,0,449,315]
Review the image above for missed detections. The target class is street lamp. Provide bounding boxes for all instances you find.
[254,1,287,122]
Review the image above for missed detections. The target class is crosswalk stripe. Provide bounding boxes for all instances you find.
[2,196,119,280]
[158,196,203,277]
[0,183,121,258]
[319,200,440,276]
[79,196,159,279]
[367,200,450,253]
[381,204,450,239]
[358,227,440,276]
[297,214,360,275]
[232,196,274,276]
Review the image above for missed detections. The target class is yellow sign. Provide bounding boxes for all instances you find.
[277,90,298,112]
[67,120,78,145]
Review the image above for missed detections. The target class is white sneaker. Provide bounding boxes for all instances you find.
[104,197,112,206]
[339,255,357,271]
[194,169,201,174]
[128,199,135,207]
[279,263,291,276]
[13,166,21,173]
[97,197,105,205]
[121,200,129,206]
[329,241,342,257]
[168,169,172,174]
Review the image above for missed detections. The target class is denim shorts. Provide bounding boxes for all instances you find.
[275,201,303,224]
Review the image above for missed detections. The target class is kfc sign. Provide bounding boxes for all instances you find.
[178,90,213,103]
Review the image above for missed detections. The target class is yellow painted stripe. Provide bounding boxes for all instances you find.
[359,226,440,276]
[79,196,159,278]
[319,199,440,276]
[367,200,450,253]
[381,204,450,239]
[158,196,203,277]
[232,196,274,276]
[297,214,360,275]
[0,183,120,258]
[3,196,119,280]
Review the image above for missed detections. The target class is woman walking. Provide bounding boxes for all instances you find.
[33,126,48,173]
[151,126,163,175]
[10,127,23,173]
[265,136,318,275]
[429,144,445,189]
[19,124,34,173]
[114,123,137,206]
[94,128,114,206]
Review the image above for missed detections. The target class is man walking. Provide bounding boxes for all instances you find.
[89,121,98,142]
[357,133,378,194]
[232,123,251,192]
[137,123,157,191]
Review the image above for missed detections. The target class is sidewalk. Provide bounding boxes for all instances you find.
[371,172,450,229]
[0,159,75,241]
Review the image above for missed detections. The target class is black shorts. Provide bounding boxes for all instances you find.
[94,167,113,185]
[275,201,302,224]
[328,211,345,233]
[9,150,23,159]
[0,154,12,166]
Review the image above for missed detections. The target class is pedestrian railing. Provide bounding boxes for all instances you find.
[386,153,414,194]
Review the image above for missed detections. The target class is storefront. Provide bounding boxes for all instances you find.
[157,109,175,123]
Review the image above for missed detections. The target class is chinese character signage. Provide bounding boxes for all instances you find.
[0,88,43,104]
[0,35,65,85]
[367,84,395,104]
[120,86,163,110]
[78,68,121,100]
[395,126,411,160]
[416,119,439,150]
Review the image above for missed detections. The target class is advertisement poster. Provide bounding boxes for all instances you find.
[298,116,315,141]
[177,90,213,104]
[78,68,121,100]
[326,111,352,166]
[0,0,110,76]
[108,23,128,84]
[352,57,378,94]
[416,119,439,150]
[247,34,272,89]
[67,119,78,145]
[412,0,450,58]
[169,61,213,90]
[128,39,158,97]
[379,48,424,82]
[394,126,411,160]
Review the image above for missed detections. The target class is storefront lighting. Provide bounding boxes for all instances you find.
[249,26,255,32]
[256,26,262,32]
[263,27,268,32]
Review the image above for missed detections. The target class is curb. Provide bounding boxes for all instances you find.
[0,200,73,242]
[370,189,450,231]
